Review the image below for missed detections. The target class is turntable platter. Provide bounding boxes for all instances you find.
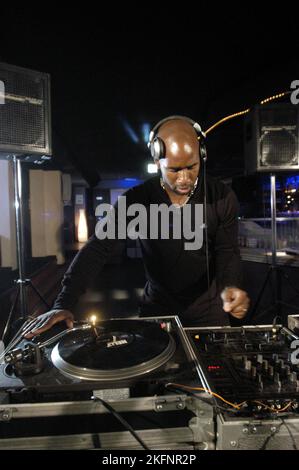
[51,319,176,381]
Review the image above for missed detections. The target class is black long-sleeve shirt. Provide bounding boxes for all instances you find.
[54,174,242,325]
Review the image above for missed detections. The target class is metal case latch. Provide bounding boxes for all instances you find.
[155,397,186,412]
[0,408,13,422]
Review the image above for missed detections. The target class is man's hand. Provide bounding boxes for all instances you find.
[221,287,250,319]
[24,309,74,339]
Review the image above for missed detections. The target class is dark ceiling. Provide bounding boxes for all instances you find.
[0,6,298,185]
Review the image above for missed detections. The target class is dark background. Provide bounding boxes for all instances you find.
[0,5,298,185]
[0,6,299,331]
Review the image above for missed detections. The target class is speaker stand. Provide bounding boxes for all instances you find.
[1,156,50,343]
[249,174,299,322]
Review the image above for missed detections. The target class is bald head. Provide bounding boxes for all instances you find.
[155,118,200,198]
[157,119,200,161]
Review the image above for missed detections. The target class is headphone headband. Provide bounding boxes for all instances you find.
[147,115,206,161]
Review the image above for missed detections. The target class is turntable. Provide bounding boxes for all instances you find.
[51,319,176,381]
[0,316,214,450]
[0,316,200,400]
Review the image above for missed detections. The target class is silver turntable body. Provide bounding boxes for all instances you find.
[3,317,299,450]
[50,319,177,381]
[0,315,214,450]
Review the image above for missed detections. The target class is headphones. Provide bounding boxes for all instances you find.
[147,115,207,162]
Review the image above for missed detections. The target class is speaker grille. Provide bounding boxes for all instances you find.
[245,104,299,173]
[260,129,297,167]
[0,62,51,155]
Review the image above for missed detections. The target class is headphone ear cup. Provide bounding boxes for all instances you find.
[150,137,165,160]
[200,140,207,162]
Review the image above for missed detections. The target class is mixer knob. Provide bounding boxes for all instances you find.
[278,359,284,368]
[257,354,263,364]
[274,372,280,383]
[245,360,252,371]
[251,365,257,378]
[265,332,271,343]
[285,365,291,376]
[268,365,274,377]
[262,360,269,371]
[274,372,282,391]
[290,372,297,383]
[257,374,263,391]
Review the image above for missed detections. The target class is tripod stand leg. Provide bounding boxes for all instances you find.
[280,270,299,297]
[274,267,282,317]
[28,280,50,310]
[1,288,20,342]
[250,268,272,319]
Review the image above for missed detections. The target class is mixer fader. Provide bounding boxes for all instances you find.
[186,325,299,404]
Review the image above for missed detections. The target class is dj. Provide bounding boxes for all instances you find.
[25,116,249,338]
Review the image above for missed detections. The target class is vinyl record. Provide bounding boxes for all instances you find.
[51,319,176,381]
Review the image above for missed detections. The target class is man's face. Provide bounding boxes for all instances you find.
[158,152,200,196]
[155,120,200,196]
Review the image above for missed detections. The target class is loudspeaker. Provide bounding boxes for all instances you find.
[244,103,299,173]
[0,62,51,156]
